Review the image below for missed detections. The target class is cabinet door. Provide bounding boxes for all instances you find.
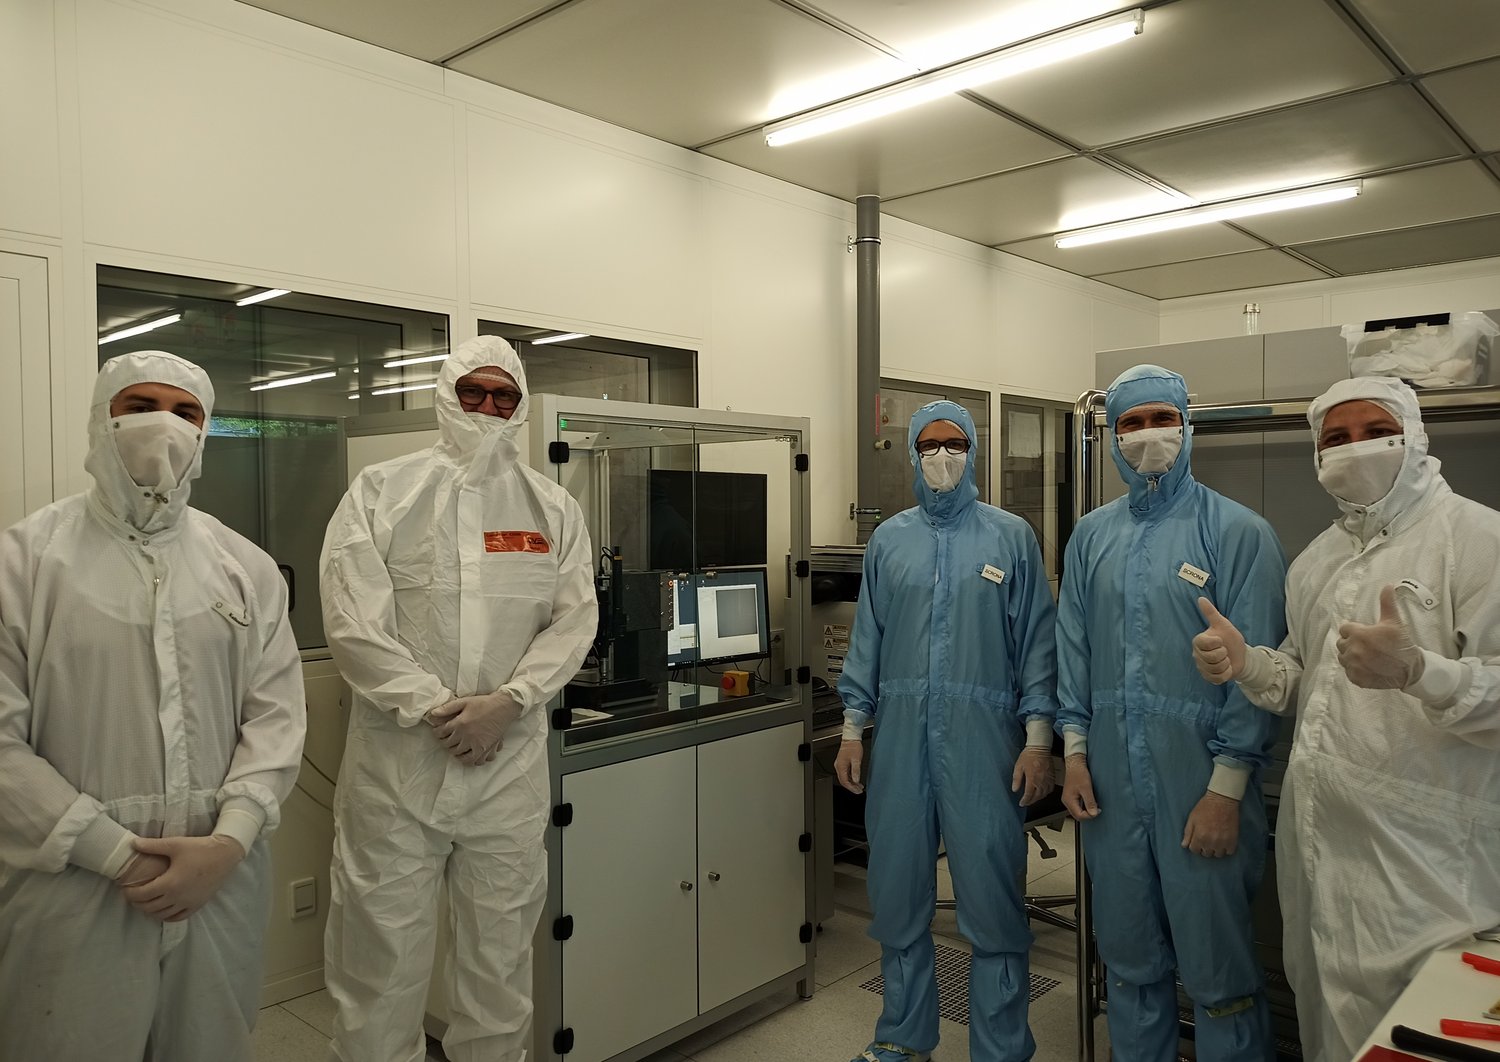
[561,749,698,1062]
[697,723,808,1012]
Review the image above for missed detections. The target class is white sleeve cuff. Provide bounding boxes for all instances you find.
[70,813,136,879]
[212,806,266,856]
[1237,645,1277,693]
[842,709,870,741]
[1408,650,1468,711]
[1063,729,1088,759]
[1207,761,1251,801]
[1025,718,1054,749]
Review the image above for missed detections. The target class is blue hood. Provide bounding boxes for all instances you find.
[908,399,979,524]
[1105,363,1194,516]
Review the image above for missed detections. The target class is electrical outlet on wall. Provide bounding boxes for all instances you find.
[290,877,317,920]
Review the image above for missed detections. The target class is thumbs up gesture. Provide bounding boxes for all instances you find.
[1336,585,1426,690]
[1193,597,1247,684]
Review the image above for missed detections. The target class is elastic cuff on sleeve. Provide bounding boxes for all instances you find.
[213,805,266,855]
[1063,730,1088,759]
[1237,646,1277,693]
[1207,761,1251,801]
[842,709,870,741]
[70,814,136,879]
[1025,718,1054,749]
[1408,651,1468,711]
[501,682,534,714]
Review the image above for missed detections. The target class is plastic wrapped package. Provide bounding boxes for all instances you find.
[1341,311,1498,388]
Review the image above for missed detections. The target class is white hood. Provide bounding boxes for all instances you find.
[1308,375,1438,540]
[435,335,530,476]
[84,350,215,535]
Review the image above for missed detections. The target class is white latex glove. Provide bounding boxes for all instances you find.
[1193,597,1247,685]
[120,835,245,922]
[428,691,523,765]
[1182,791,1240,858]
[834,739,864,794]
[1061,754,1100,821]
[1338,585,1426,690]
[115,850,170,889]
[1011,748,1054,807]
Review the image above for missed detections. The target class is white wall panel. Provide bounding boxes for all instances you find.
[1,0,63,240]
[467,111,707,342]
[994,275,1097,404]
[704,185,851,546]
[880,232,996,385]
[76,0,458,301]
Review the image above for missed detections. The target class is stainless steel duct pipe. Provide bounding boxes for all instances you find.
[854,195,884,543]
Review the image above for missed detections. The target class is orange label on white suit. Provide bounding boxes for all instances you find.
[483,530,551,554]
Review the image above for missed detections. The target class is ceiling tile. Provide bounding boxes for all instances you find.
[970,0,1393,148]
[448,0,909,147]
[1110,84,1469,202]
[1292,214,1500,274]
[1424,59,1500,151]
[1000,224,1267,276]
[1234,160,1500,245]
[883,156,1185,246]
[1348,0,1500,73]
[701,95,1068,201]
[237,0,555,62]
[801,0,1139,68]
[1095,250,1329,299]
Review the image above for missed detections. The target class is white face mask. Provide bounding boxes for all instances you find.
[1118,425,1184,474]
[919,450,967,493]
[112,410,202,490]
[1316,435,1405,506]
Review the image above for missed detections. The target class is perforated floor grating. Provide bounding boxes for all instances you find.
[858,942,1061,1026]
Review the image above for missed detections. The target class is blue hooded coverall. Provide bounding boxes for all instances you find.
[839,401,1059,1062]
[1056,365,1287,1061]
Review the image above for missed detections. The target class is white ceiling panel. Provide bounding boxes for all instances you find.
[1348,0,1500,73]
[883,157,1185,246]
[1424,60,1500,151]
[448,0,909,148]
[1234,161,1500,245]
[1000,223,1266,276]
[801,0,1139,69]
[1293,214,1500,274]
[1111,85,1470,202]
[1095,250,1328,299]
[970,0,1392,149]
[236,0,555,62]
[702,95,1068,201]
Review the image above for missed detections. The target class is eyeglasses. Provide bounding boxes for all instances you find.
[455,384,523,409]
[915,438,971,456]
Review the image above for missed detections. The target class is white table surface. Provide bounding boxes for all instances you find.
[1357,939,1500,1058]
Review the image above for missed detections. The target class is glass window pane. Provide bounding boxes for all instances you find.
[479,321,697,407]
[876,379,992,527]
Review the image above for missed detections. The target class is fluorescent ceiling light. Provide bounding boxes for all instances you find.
[98,313,183,346]
[384,352,449,368]
[1055,181,1363,247]
[531,332,588,346]
[370,382,439,396]
[764,8,1143,147]
[249,370,337,392]
[236,288,290,307]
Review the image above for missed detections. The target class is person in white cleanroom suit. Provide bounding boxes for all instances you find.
[321,335,597,1062]
[1193,375,1500,1062]
[0,350,306,1061]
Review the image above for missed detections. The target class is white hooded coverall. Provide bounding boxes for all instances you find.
[0,350,306,1061]
[1238,376,1500,1062]
[320,335,597,1062]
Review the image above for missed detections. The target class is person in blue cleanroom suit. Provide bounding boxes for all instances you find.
[1056,364,1287,1062]
[834,400,1059,1062]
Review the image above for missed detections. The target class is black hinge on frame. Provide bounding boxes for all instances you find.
[799,922,814,944]
[797,742,812,762]
[549,441,572,464]
[798,832,812,853]
[796,666,811,685]
[795,453,810,472]
[552,803,574,828]
[553,915,574,941]
[553,1028,575,1055]
[794,560,810,578]
[551,707,572,731]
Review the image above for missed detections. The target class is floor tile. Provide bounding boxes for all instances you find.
[814,907,883,988]
[281,989,337,1038]
[254,1005,330,1062]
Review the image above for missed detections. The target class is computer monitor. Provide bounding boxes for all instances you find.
[665,568,769,668]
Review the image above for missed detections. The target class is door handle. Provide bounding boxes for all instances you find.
[707,872,721,882]
[680,880,693,892]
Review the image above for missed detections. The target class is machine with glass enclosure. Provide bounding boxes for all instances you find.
[510,397,815,1062]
